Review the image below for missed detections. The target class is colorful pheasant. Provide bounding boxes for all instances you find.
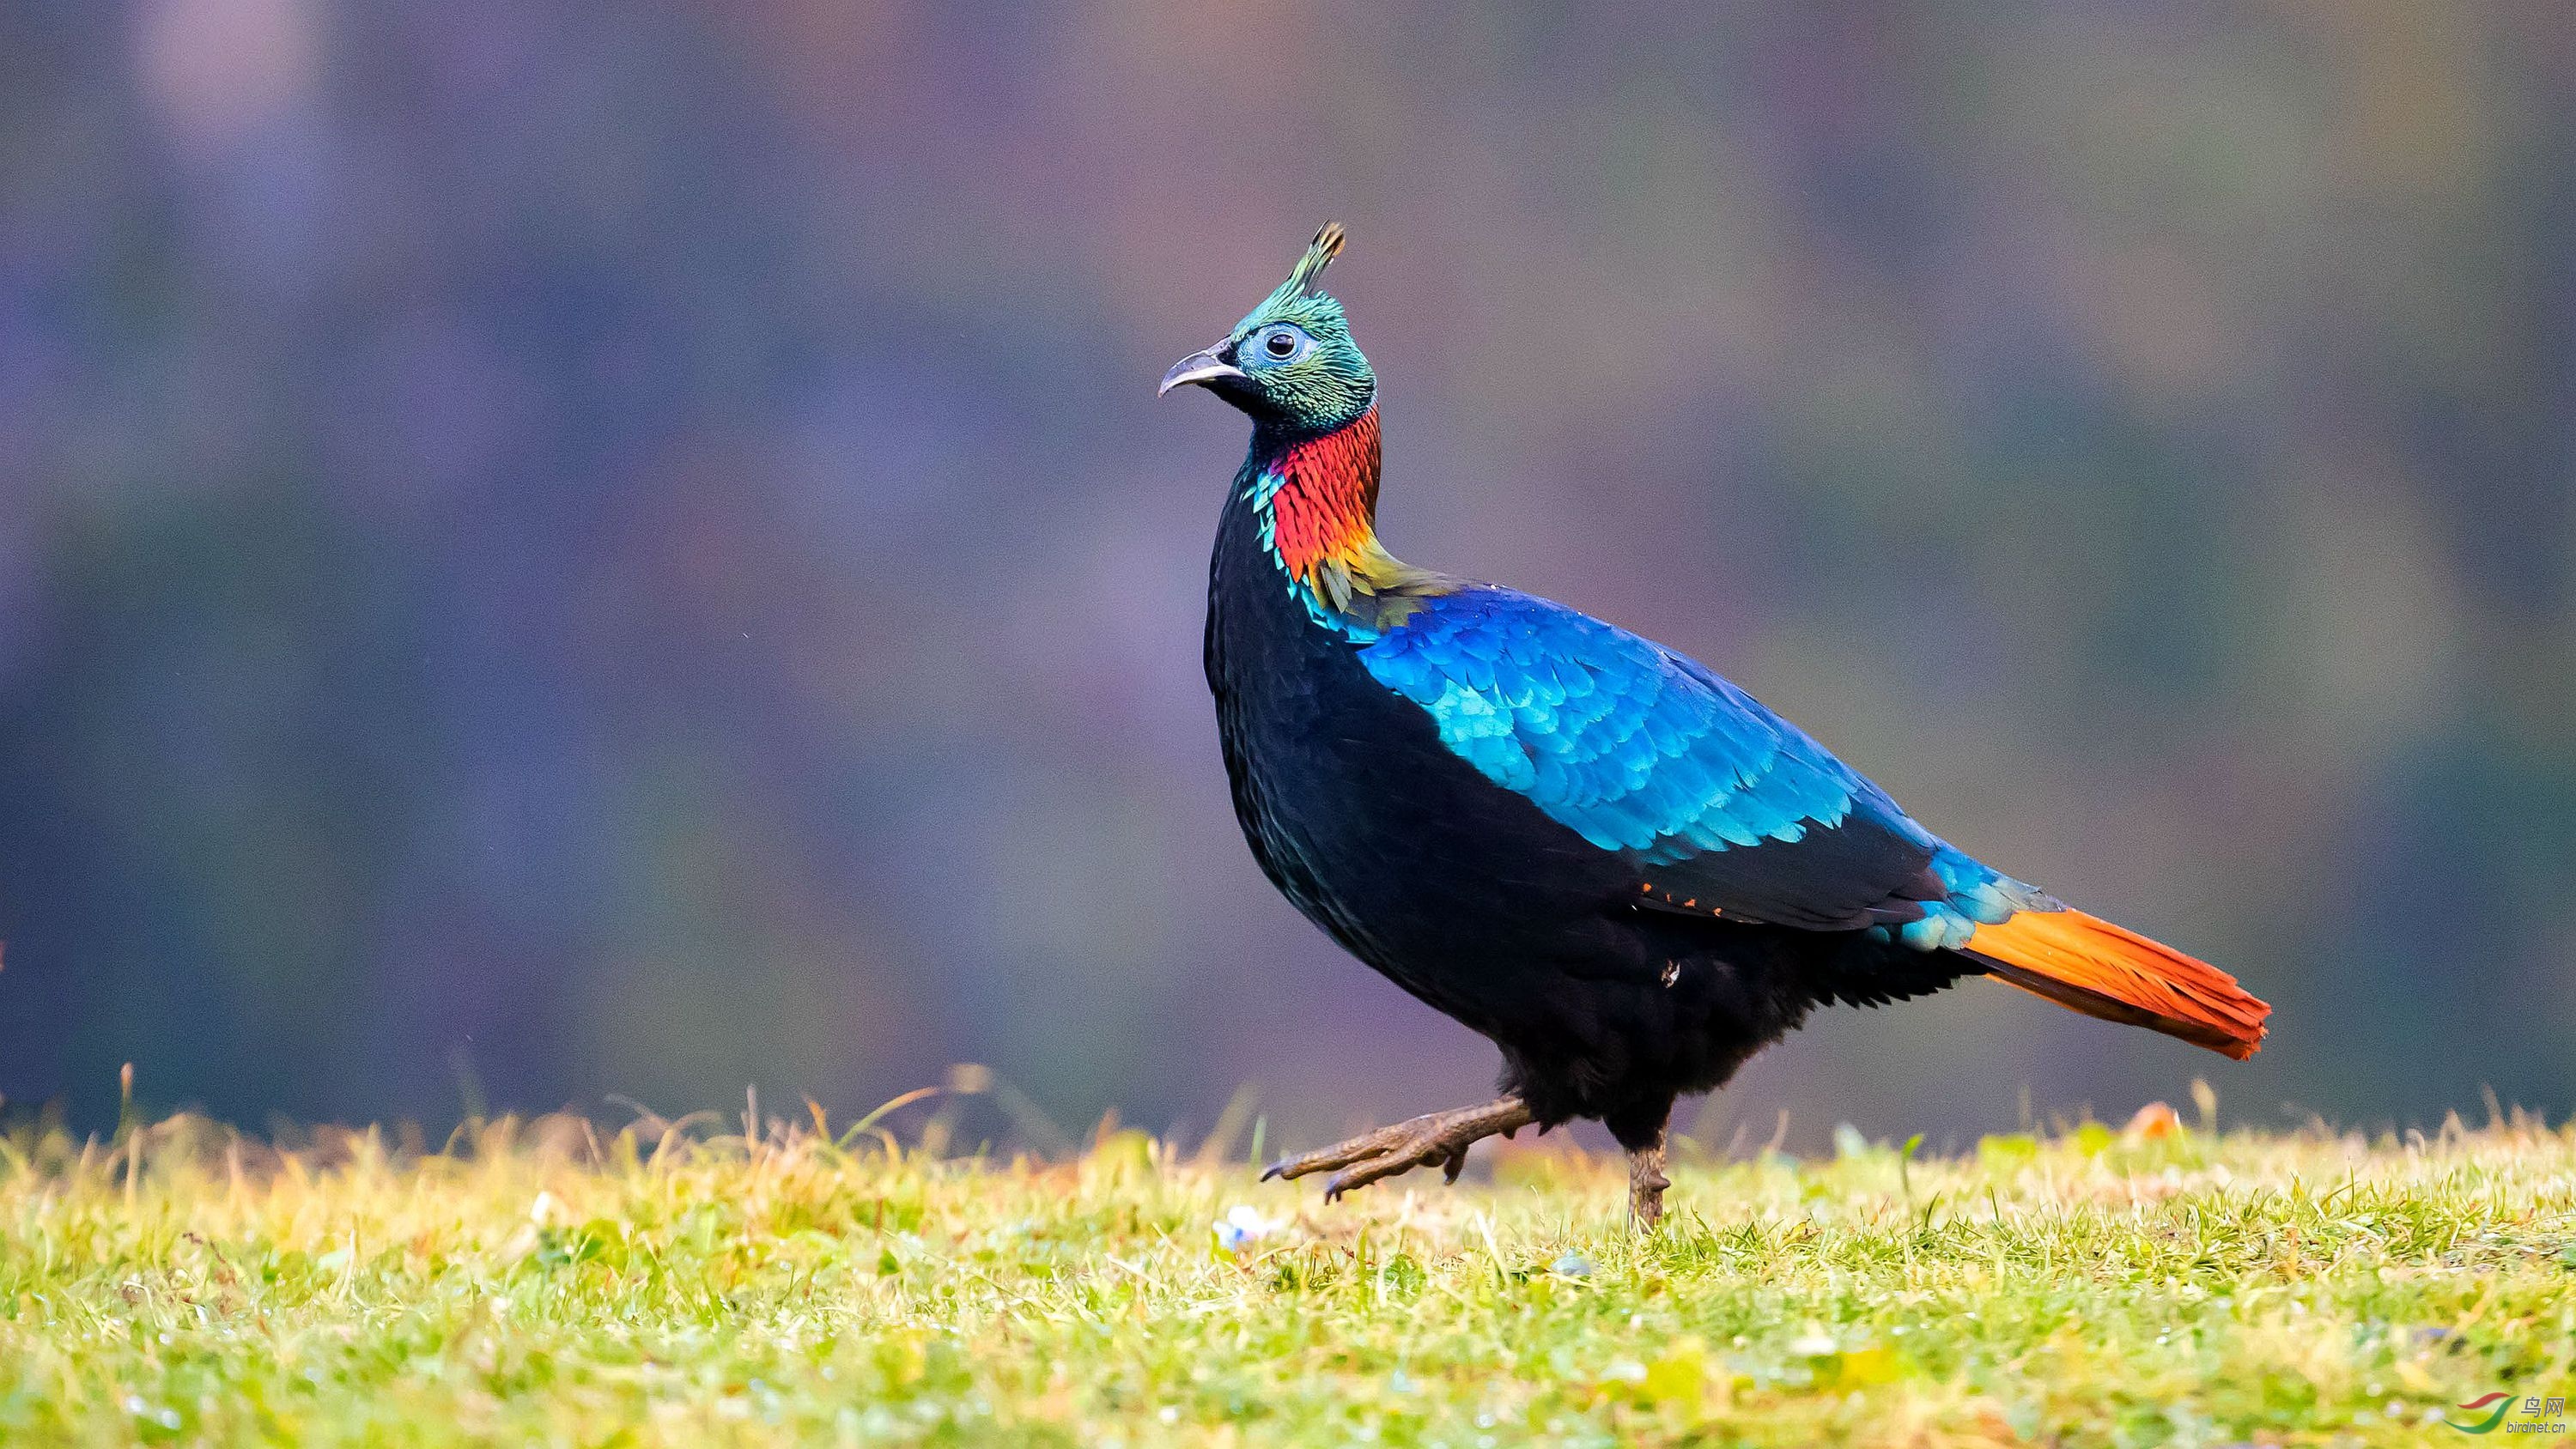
[1162,225,2269,1225]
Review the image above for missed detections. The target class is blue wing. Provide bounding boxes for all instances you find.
[1357,585,2048,943]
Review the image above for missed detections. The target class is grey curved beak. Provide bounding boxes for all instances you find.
[1158,347,1245,397]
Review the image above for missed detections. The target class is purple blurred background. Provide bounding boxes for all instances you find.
[3,3,2571,1149]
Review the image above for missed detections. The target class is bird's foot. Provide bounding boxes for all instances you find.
[1261,1095,1535,1201]
[1628,1137,1669,1229]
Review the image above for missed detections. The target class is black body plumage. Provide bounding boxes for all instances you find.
[1204,443,1965,1153]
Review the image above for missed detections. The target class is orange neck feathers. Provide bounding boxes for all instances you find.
[1251,409,1449,631]
[1261,408,1385,596]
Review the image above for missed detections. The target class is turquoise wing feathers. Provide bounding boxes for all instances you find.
[1355,586,2049,942]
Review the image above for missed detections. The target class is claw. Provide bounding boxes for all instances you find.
[1263,1096,1534,1203]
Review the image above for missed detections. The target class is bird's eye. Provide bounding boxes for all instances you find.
[1249,324,1311,366]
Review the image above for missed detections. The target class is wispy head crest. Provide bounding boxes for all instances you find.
[1287,221,1345,294]
[1243,222,1349,327]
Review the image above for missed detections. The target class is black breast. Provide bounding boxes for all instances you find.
[1203,491,1646,1034]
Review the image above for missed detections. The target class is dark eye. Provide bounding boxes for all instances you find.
[1248,324,1311,366]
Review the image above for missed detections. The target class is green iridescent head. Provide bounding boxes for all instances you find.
[1158,223,1376,434]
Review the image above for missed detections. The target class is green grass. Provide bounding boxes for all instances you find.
[1,1095,2570,1446]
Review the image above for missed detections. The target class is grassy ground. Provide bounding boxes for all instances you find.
[0,1094,2569,1447]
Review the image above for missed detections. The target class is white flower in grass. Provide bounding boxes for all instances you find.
[1212,1203,1282,1252]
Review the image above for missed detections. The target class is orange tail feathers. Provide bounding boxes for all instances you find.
[1964,907,2270,1060]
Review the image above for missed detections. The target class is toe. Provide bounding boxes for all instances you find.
[1262,1117,1439,1183]
[1323,1137,1442,1198]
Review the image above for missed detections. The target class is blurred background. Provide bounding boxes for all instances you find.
[3,2,2571,1152]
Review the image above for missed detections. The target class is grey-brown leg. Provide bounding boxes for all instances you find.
[1262,1095,1534,1201]
[1628,1134,1669,1228]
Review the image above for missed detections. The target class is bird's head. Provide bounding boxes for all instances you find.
[1159,222,1375,435]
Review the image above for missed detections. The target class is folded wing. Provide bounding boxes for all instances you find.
[1356,586,1967,931]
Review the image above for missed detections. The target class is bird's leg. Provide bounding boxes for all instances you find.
[1262,1095,1534,1201]
[1627,1131,1670,1229]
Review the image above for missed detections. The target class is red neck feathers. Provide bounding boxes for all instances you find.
[1261,408,1384,594]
